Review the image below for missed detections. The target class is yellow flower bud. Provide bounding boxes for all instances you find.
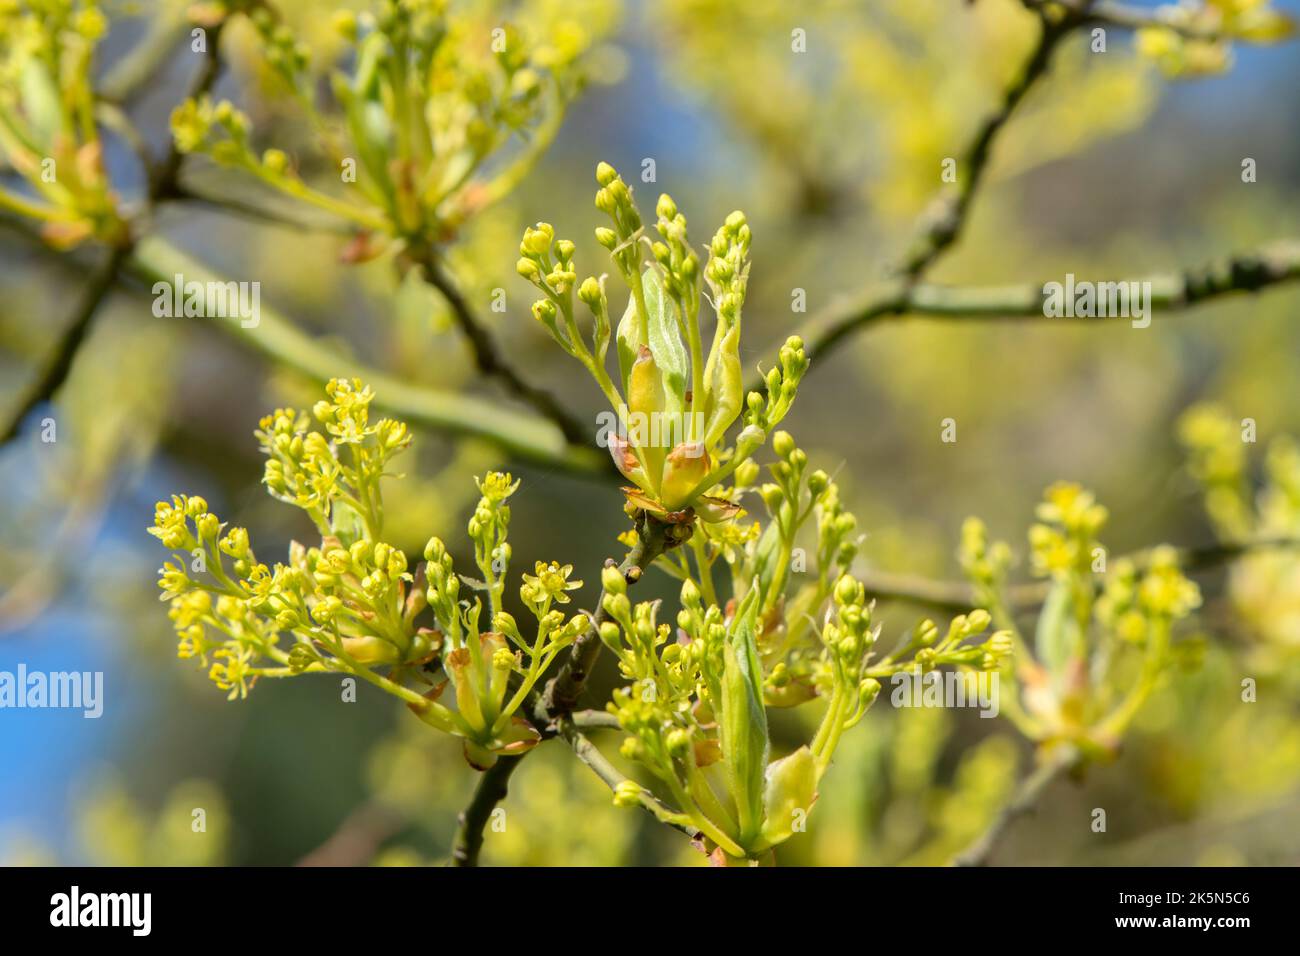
[595,162,618,186]
[613,780,642,807]
[601,564,627,595]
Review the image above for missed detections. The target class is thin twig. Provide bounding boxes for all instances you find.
[570,709,622,730]
[414,249,593,449]
[162,184,355,234]
[0,220,608,473]
[0,243,130,443]
[147,26,226,203]
[748,3,1082,387]
[776,0,1300,371]
[899,3,1079,279]
[952,744,1079,866]
[538,519,670,719]
[555,715,701,841]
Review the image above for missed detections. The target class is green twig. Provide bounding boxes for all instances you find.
[555,715,701,841]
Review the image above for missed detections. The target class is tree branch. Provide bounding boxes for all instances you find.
[746,2,1083,387]
[451,519,675,865]
[116,236,606,472]
[450,755,522,867]
[763,1,1300,374]
[146,25,226,202]
[570,709,622,730]
[0,243,130,443]
[952,744,1080,866]
[537,518,671,719]
[899,3,1079,279]
[797,239,1300,365]
[412,248,592,448]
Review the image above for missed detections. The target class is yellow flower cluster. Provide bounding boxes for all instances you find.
[1029,481,1109,579]
[518,161,808,522]
[168,0,621,247]
[0,0,126,248]
[961,483,1202,756]
[1137,0,1293,78]
[149,382,586,769]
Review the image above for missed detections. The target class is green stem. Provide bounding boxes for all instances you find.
[556,717,699,838]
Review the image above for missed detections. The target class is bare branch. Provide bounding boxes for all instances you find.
[0,243,130,444]
[797,239,1300,366]
[899,4,1080,279]
[450,756,522,867]
[412,248,594,449]
[746,5,1083,388]
[952,744,1080,866]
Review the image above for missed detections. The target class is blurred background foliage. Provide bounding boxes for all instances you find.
[1,0,1299,866]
